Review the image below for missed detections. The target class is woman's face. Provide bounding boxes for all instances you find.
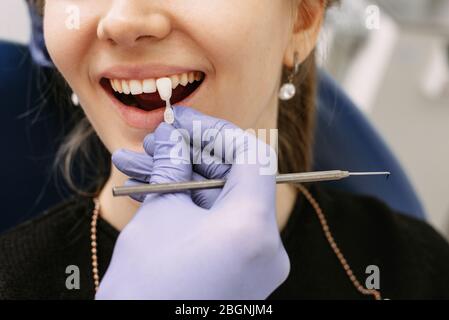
[44,0,298,153]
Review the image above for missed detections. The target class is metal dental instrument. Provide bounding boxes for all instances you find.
[112,170,391,197]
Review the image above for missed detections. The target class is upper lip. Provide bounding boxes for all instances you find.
[97,64,204,81]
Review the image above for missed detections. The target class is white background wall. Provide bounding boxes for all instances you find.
[0,0,30,43]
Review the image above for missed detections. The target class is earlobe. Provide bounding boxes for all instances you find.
[282,0,325,68]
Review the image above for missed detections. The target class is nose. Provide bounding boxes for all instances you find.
[97,1,172,47]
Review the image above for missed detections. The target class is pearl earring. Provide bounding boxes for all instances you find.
[71,92,80,106]
[279,52,300,101]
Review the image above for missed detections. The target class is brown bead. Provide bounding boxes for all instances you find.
[296,186,383,300]
[90,198,104,294]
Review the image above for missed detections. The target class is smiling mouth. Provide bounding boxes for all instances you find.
[101,71,205,111]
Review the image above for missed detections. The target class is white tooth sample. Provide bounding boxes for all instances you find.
[113,79,123,93]
[170,75,180,89]
[121,80,131,94]
[188,72,195,83]
[156,77,173,101]
[156,77,174,124]
[142,79,157,93]
[130,80,143,95]
[110,79,117,91]
[180,73,189,86]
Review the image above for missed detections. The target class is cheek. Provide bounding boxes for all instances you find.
[44,2,127,152]
[184,1,290,128]
[44,1,98,88]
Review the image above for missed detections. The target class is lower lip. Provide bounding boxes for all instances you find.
[104,80,202,130]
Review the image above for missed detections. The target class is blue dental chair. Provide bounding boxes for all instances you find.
[0,38,426,234]
[313,69,425,219]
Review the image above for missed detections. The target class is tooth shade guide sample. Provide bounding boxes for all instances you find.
[156,78,173,100]
[164,107,175,124]
[156,77,175,124]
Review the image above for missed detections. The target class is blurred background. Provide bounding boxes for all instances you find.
[1,0,448,238]
[317,0,449,238]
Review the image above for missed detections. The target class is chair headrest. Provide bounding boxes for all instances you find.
[26,1,54,68]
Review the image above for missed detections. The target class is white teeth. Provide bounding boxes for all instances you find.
[129,80,143,95]
[142,79,157,93]
[188,72,195,83]
[113,79,122,93]
[121,80,130,94]
[110,79,116,91]
[170,75,180,89]
[179,73,189,86]
[109,72,204,95]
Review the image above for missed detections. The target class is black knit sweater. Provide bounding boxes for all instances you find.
[1,184,448,300]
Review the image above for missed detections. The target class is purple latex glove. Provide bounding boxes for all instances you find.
[96,106,290,300]
[112,140,230,209]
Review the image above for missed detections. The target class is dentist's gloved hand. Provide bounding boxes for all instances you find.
[112,140,230,209]
[96,106,290,300]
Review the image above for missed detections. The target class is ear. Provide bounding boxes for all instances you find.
[283,0,326,67]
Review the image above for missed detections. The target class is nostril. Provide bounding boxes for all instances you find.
[97,18,138,46]
[97,13,172,46]
[136,35,150,41]
[97,19,110,42]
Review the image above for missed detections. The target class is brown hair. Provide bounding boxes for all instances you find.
[30,0,338,196]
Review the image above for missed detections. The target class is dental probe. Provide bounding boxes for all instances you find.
[156,77,175,124]
[112,170,391,197]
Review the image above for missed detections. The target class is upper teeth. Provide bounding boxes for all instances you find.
[109,71,203,95]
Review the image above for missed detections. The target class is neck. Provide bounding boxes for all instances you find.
[98,165,141,231]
